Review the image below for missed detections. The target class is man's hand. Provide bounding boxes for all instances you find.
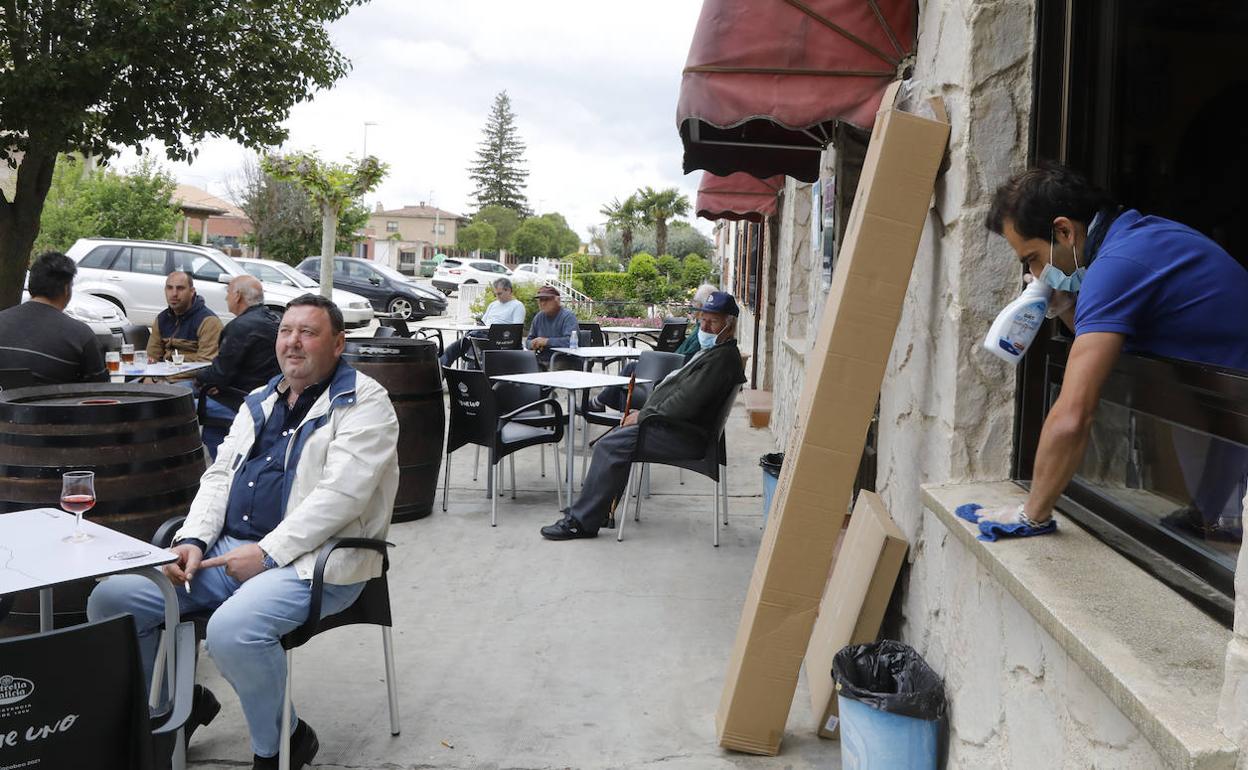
[163,543,203,585]
[531,337,549,351]
[200,543,268,583]
[621,411,639,427]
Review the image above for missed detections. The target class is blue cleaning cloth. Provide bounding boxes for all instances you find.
[955,503,1057,542]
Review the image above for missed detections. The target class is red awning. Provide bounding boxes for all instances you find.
[696,172,785,223]
[677,0,915,183]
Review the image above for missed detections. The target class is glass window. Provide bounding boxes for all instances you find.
[171,251,225,282]
[79,246,118,269]
[131,247,167,275]
[346,261,376,280]
[443,259,462,268]
[386,220,399,233]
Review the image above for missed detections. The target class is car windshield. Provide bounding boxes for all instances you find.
[372,262,415,283]
[268,262,319,288]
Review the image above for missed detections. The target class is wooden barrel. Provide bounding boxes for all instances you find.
[343,338,445,522]
[0,383,206,633]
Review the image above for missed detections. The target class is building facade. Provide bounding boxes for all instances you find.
[363,202,464,273]
[707,1,1246,766]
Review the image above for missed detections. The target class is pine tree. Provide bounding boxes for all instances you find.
[468,91,531,216]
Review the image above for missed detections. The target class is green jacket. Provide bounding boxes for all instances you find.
[638,339,746,427]
[675,331,701,358]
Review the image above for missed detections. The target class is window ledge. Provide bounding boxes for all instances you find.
[922,482,1238,770]
[781,336,808,358]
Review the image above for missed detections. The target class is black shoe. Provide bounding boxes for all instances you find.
[541,514,598,540]
[253,719,319,769]
[186,685,221,745]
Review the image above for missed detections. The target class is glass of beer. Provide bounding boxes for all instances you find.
[105,351,121,373]
[120,343,135,367]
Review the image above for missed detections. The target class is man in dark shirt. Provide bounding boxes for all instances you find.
[541,292,746,540]
[0,252,108,385]
[195,275,281,457]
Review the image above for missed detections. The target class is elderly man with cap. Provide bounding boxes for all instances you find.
[526,285,579,368]
[541,291,746,540]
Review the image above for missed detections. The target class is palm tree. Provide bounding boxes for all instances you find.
[600,193,643,260]
[636,186,690,257]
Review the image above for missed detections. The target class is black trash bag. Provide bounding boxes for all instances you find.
[759,452,784,477]
[832,640,946,721]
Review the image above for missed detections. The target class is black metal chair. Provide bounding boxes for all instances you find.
[576,351,685,484]
[617,384,738,546]
[0,367,34,391]
[413,327,444,357]
[151,517,401,768]
[122,323,152,352]
[378,317,412,337]
[373,325,398,338]
[442,367,564,525]
[464,323,524,370]
[0,614,196,770]
[652,320,690,353]
[578,322,606,346]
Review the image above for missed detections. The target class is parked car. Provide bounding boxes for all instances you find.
[512,262,558,286]
[21,283,129,352]
[65,238,308,325]
[431,258,513,295]
[235,257,374,329]
[295,256,448,320]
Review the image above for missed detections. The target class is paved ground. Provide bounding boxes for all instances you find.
[186,400,843,769]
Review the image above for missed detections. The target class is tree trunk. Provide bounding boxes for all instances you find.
[0,150,58,310]
[622,229,633,262]
[656,218,668,258]
[319,203,337,298]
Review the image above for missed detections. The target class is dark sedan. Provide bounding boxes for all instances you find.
[297,256,448,320]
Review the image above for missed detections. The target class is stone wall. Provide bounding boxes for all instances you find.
[1219,494,1248,767]
[769,180,814,447]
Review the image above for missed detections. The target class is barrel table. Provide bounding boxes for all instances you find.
[0,383,206,632]
[343,338,445,521]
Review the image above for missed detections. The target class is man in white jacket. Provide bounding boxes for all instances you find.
[88,294,399,770]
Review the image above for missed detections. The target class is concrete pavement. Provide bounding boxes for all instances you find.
[185,401,843,769]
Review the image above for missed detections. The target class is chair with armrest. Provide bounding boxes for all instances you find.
[373,325,398,338]
[377,317,412,337]
[616,384,738,546]
[0,614,196,770]
[442,367,564,525]
[413,327,444,357]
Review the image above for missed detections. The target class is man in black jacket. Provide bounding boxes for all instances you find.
[541,291,746,540]
[195,275,280,456]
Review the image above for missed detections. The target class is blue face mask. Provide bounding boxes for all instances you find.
[697,329,718,349]
[1039,233,1086,293]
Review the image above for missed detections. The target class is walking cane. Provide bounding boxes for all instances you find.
[605,372,637,528]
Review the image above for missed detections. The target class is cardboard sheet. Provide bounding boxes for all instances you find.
[804,490,908,739]
[715,81,949,755]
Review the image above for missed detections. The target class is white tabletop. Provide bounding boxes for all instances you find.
[118,361,211,378]
[550,346,642,359]
[600,326,659,335]
[0,508,175,595]
[415,319,487,332]
[490,371,650,391]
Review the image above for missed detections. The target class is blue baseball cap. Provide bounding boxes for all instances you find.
[699,291,740,317]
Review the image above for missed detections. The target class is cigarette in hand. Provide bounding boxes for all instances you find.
[184,574,192,595]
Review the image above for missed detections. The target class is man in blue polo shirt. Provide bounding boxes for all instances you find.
[981,162,1248,536]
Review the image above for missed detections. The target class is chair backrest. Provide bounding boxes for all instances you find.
[443,367,499,453]
[632,351,685,407]
[0,615,154,770]
[0,368,35,391]
[578,322,605,347]
[378,317,412,337]
[487,323,524,349]
[121,324,150,352]
[373,326,397,338]
[654,320,689,352]
[413,327,444,356]
[482,349,542,413]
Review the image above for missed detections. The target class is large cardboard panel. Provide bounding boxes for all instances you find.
[804,491,908,739]
[715,84,949,755]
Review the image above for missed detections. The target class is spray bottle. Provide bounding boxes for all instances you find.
[983,278,1052,364]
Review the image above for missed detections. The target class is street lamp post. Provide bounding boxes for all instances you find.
[362,121,378,157]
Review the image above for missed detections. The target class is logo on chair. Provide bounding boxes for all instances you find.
[457,382,469,395]
[0,675,33,705]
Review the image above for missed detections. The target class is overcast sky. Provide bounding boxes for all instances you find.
[118,0,709,240]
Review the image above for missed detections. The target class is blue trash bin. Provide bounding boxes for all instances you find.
[833,640,944,770]
[759,452,783,523]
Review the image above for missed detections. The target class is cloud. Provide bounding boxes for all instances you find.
[114,0,712,240]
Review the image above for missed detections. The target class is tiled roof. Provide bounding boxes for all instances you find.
[374,204,463,220]
[173,183,246,218]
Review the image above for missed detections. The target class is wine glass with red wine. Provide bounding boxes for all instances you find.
[61,470,95,543]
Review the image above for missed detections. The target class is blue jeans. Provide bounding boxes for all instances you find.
[87,535,364,757]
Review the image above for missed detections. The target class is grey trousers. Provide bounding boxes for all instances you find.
[569,424,639,532]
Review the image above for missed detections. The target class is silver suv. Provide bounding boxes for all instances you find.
[65,238,308,326]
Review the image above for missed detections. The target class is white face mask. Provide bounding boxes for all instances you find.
[1039,231,1085,293]
[697,329,718,349]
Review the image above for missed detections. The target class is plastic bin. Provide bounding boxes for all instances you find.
[759,452,783,523]
[832,640,945,770]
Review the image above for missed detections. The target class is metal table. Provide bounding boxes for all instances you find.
[490,371,649,505]
[549,345,642,373]
[111,360,211,383]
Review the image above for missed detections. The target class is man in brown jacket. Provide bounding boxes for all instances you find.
[147,271,223,363]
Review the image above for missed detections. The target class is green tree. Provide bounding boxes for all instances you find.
[607,221,713,260]
[457,221,497,255]
[467,91,530,215]
[681,253,712,288]
[636,186,691,259]
[510,217,555,258]
[656,254,681,281]
[263,152,388,294]
[627,251,663,304]
[538,212,581,257]
[34,155,180,254]
[0,0,367,310]
[600,194,643,260]
[471,205,522,253]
